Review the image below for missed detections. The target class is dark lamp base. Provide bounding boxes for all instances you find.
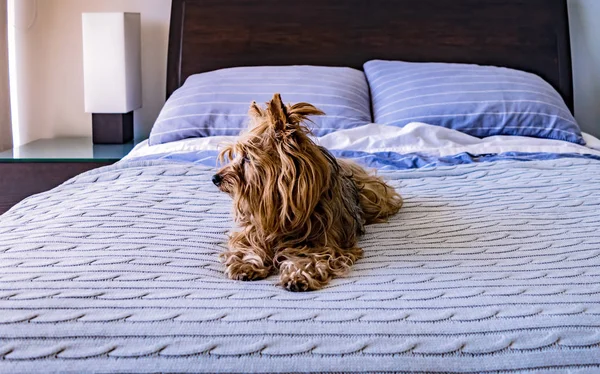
[92,112,134,144]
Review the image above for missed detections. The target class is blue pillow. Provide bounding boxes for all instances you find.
[364,60,584,145]
[149,66,372,145]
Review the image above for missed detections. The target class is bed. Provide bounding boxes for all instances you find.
[2,0,600,373]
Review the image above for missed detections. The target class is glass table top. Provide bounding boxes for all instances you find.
[0,137,144,162]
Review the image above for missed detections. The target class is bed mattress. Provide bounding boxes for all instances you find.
[2,147,600,372]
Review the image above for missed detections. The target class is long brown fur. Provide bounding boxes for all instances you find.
[214,93,402,291]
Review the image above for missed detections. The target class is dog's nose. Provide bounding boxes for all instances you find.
[212,174,222,187]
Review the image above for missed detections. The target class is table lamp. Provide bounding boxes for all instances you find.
[82,12,141,144]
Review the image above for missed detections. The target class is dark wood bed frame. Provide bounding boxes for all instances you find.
[166,0,573,111]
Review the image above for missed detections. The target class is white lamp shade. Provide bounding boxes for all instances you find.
[82,12,142,113]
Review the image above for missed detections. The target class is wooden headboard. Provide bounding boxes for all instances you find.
[166,0,573,111]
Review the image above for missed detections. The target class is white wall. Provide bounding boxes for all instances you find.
[10,0,171,146]
[568,0,600,136]
[7,0,600,145]
[0,0,10,151]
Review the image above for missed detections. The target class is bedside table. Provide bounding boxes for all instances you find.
[0,137,141,215]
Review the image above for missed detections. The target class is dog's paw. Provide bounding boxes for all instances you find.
[281,273,311,292]
[225,260,271,281]
[278,260,330,292]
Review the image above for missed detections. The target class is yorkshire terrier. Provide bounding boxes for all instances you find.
[213,94,402,291]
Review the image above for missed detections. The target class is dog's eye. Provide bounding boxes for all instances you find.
[241,156,250,164]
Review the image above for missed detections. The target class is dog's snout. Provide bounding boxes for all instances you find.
[212,174,222,187]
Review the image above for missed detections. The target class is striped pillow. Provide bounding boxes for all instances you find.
[364,60,584,144]
[149,66,371,145]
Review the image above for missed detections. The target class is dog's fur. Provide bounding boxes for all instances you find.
[214,94,402,291]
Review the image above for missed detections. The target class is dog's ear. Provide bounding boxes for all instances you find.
[248,101,267,129]
[266,93,288,131]
[266,93,325,132]
[248,101,264,119]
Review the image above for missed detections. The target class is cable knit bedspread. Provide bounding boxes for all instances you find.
[1,157,600,373]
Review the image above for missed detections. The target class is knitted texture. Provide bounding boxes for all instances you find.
[1,158,600,373]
